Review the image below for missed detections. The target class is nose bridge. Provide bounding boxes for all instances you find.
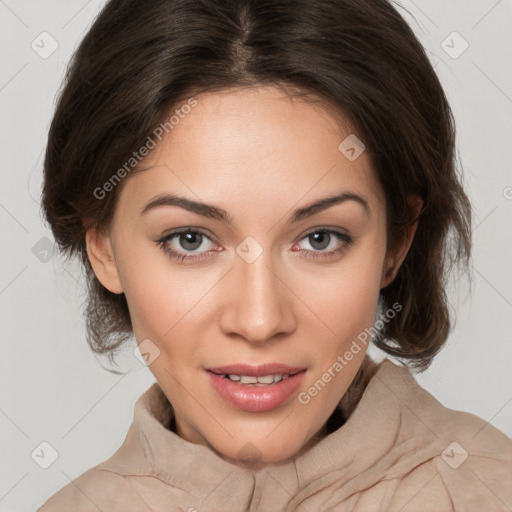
[220,246,294,343]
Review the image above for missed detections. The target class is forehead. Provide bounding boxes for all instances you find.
[117,86,384,215]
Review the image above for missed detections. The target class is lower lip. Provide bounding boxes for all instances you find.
[207,370,306,413]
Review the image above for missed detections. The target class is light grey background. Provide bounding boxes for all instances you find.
[0,1,511,510]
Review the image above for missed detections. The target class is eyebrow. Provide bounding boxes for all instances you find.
[140,190,369,223]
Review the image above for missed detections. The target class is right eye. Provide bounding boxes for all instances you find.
[156,229,220,263]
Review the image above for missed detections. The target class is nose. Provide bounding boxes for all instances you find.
[218,251,296,345]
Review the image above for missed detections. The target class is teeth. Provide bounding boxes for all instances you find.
[256,375,274,384]
[240,375,258,384]
[224,373,290,385]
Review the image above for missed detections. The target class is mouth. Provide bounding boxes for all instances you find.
[206,363,307,412]
[207,363,306,378]
[208,370,303,386]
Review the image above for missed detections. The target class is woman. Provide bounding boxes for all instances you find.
[38,0,512,510]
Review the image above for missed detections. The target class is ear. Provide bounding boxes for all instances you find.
[380,195,423,289]
[85,228,124,294]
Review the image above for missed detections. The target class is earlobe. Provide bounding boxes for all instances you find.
[380,196,423,289]
[85,228,124,294]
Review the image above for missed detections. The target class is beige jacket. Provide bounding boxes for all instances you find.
[38,359,512,511]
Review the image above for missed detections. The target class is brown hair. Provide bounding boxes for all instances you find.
[41,0,471,373]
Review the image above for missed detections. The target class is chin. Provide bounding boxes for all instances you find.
[209,431,311,467]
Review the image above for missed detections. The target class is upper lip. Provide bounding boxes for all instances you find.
[206,363,306,377]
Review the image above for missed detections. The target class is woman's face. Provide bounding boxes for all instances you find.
[89,85,402,464]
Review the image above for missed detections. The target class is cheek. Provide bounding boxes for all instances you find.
[116,241,220,364]
[301,241,384,352]
[292,248,383,370]
[114,242,185,338]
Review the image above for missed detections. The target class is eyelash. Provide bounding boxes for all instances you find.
[155,227,353,263]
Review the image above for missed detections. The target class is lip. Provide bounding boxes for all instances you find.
[206,363,306,377]
[206,366,307,413]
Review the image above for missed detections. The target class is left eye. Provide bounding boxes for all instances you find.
[294,229,352,255]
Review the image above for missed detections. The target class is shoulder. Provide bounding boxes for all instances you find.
[37,465,152,512]
[434,409,512,510]
[392,370,512,509]
[390,430,512,511]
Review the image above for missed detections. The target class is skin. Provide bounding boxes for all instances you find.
[86,85,420,466]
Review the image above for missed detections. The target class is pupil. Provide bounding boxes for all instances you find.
[180,232,202,250]
[310,232,330,250]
